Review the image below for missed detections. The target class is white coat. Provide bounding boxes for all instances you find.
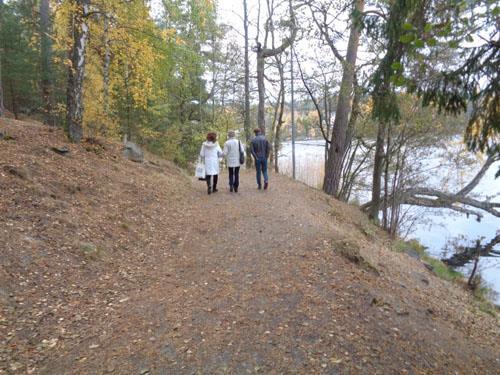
[200,141,222,175]
[223,138,246,168]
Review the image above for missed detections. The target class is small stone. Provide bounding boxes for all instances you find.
[51,146,70,155]
[123,141,144,163]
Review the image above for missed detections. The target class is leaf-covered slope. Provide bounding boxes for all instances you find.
[0,118,498,374]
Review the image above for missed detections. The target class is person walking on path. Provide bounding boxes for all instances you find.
[200,132,223,195]
[223,130,245,193]
[250,128,271,190]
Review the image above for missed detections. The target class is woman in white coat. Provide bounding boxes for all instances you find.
[200,132,223,195]
[223,130,245,193]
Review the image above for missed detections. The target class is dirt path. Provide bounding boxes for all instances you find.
[38,170,499,374]
[1,121,498,374]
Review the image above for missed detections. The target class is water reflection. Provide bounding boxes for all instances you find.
[278,140,500,304]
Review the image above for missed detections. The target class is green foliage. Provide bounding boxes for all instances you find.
[1,0,222,166]
[406,0,499,160]
[472,280,499,317]
[392,239,462,282]
[399,33,416,43]
[392,239,500,315]
[0,1,41,117]
[369,0,424,124]
[422,255,463,282]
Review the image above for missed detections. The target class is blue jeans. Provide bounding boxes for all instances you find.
[255,157,268,187]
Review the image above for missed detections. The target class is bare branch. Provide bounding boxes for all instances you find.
[293,49,331,144]
[456,154,500,196]
[361,156,500,220]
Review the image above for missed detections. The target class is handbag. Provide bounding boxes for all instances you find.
[195,157,206,180]
[238,140,245,165]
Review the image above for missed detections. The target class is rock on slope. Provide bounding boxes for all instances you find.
[0,118,498,374]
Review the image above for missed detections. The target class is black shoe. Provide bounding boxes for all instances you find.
[213,188,218,193]
[258,185,262,190]
[264,182,268,190]
[207,186,212,195]
[230,186,234,192]
[234,187,238,193]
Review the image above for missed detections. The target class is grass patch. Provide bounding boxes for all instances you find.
[359,219,377,240]
[78,242,106,260]
[392,239,425,255]
[470,278,499,317]
[392,238,497,316]
[392,239,462,281]
[421,255,463,281]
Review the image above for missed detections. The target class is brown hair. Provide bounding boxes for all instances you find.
[254,128,261,135]
[206,132,217,142]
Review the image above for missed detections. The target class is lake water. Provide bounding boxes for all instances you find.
[278,140,500,304]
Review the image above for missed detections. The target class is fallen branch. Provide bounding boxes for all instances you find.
[361,154,500,220]
[443,234,500,268]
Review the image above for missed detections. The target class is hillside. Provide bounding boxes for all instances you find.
[0,118,498,374]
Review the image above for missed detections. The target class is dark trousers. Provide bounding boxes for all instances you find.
[255,157,268,187]
[228,167,240,188]
[206,174,218,189]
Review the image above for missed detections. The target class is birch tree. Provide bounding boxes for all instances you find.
[243,0,252,166]
[0,60,4,118]
[0,0,4,118]
[40,0,55,125]
[67,0,90,142]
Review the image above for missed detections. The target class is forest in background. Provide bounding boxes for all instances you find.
[0,0,498,243]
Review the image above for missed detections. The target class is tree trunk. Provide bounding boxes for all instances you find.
[0,55,4,118]
[388,143,404,236]
[323,83,329,162]
[467,240,481,289]
[382,122,392,230]
[322,0,364,196]
[274,58,285,173]
[9,81,18,119]
[368,0,421,223]
[369,120,387,222]
[243,0,252,167]
[103,13,111,117]
[40,0,54,126]
[255,0,296,133]
[67,0,90,143]
[256,50,266,133]
[0,0,5,117]
[124,61,132,140]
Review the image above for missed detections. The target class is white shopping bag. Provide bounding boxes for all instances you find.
[195,159,205,179]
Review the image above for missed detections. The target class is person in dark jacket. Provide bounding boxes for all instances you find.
[250,128,271,190]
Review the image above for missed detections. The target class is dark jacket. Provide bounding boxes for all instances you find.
[251,135,270,159]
